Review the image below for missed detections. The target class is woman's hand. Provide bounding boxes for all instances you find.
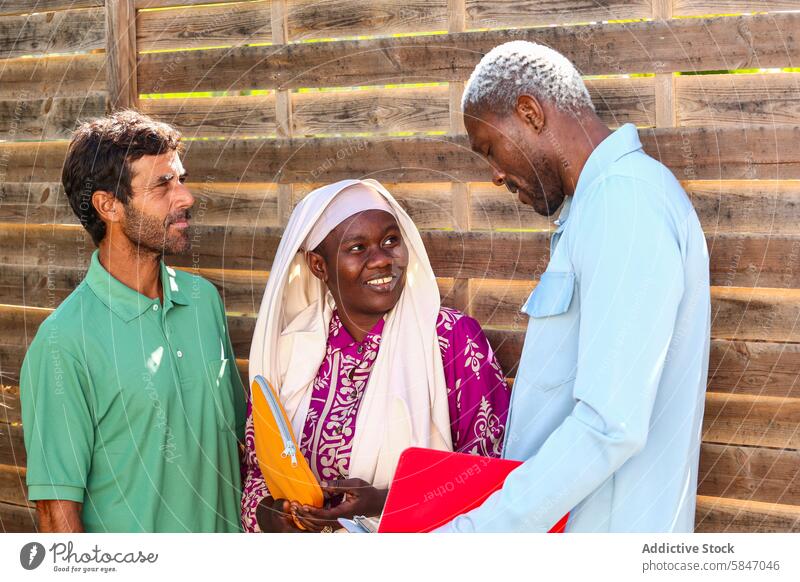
[291,478,388,532]
[256,497,304,533]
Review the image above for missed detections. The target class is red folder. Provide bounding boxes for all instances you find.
[378,447,569,533]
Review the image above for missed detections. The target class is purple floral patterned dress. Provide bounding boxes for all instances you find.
[241,306,510,532]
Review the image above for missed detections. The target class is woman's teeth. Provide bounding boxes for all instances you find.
[367,276,393,286]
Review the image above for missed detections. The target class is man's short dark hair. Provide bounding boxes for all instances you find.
[61,110,183,245]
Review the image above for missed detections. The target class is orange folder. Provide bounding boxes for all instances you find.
[378,447,569,533]
[251,375,324,509]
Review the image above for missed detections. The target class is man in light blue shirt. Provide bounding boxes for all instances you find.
[437,42,710,532]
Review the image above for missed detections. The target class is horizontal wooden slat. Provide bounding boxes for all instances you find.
[137,13,800,92]
[0,500,37,533]
[293,86,450,136]
[0,422,25,467]
[0,464,29,507]
[465,0,651,29]
[699,443,800,506]
[0,93,108,140]
[3,126,798,185]
[136,0,257,9]
[0,54,105,99]
[695,495,800,532]
[673,1,800,16]
[711,287,800,342]
[687,181,800,235]
[0,183,74,224]
[0,7,105,60]
[137,0,272,52]
[140,95,277,138]
[710,340,800,398]
[0,0,103,17]
[703,392,800,449]
[676,73,800,127]
[287,0,448,40]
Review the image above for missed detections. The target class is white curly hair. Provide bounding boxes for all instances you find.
[462,40,594,116]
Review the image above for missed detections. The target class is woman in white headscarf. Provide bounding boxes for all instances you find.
[242,179,510,532]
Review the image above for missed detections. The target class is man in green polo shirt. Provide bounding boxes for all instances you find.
[20,111,247,532]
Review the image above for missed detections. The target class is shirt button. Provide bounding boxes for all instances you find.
[357,345,364,354]
[152,304,159,311]
[176,350,183,358]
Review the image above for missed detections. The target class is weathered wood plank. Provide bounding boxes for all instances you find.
[709,340,800,398]
[695,495,800,532]
[0,464,29,507]
[137,13,800,92]
[140,95,277,138]
[711,287,800,343]
[0,7,105,60]
[687,181,800,235]
[0,182,83,225]
[465,0,651,29]
[0,93,108,140]
[0,500,37,533]
[0,422,25,467]
[699,443,800,506]
[0,54,105,99]
[136,0,265,8]
[3,126,799,185]
[673,1,800,16]
[106,0,138,110]
[1,385,21,426]
[3,222,800,290]
[0,464,27,509]
[286,0,448,40]
[137,1,272,52]
[676,73,800,127]
[703,392,800,450]
[0,1,103,17]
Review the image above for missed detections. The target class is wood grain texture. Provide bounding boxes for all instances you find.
[676,73,800,128]
[293,86,450,136]
[0,93,108,140]
[137,13,800,92]
[699,443,800,506]
[0,423,25,467]
[286,0,448,40]
[137,0,272,52]
[703,392,800,449]
[711,287,800,342]
[0,501,37,533]
[106,0,138,110]
[136,0,246,8]
[673,0,800,16]
[709,340,800,398]
[4,126,798,184]
[140,95,278,138]
[1,384,21,426]
[465,0,651,29]
[0,0,103,17]
[0,463,28,508]
[695,495,800,532]
[687,180,800,235]
[0,7,105,60]
[0,54,105,99]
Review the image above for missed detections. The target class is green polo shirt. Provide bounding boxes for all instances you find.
[21,251,246,532]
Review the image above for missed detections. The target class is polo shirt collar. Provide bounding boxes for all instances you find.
[86,250,187,322]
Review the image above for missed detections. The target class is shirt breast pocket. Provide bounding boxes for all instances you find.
[517,271,579,392]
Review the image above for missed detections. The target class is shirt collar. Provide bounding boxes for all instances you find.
[552,123,642,231]
[85,250,188,322]
[328,310,385,350]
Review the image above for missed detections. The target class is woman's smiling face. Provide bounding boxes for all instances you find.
[306,209,409,329]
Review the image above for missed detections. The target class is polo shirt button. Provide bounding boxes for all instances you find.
[176,350,183,358]
[152,304,159,311]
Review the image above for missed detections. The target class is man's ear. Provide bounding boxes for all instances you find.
[92,190,123,224]
[515,94,545,134]
[306,250,329,282]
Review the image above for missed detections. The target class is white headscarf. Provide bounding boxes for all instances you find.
[249,179,452,489]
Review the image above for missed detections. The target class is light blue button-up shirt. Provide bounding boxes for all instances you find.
[438,124,711,532]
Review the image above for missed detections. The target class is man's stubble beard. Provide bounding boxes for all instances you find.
[122,203,191,256]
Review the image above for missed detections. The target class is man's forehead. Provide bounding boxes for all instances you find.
[131,151,184,179]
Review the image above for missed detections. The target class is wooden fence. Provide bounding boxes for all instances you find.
[1,0,799,533]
